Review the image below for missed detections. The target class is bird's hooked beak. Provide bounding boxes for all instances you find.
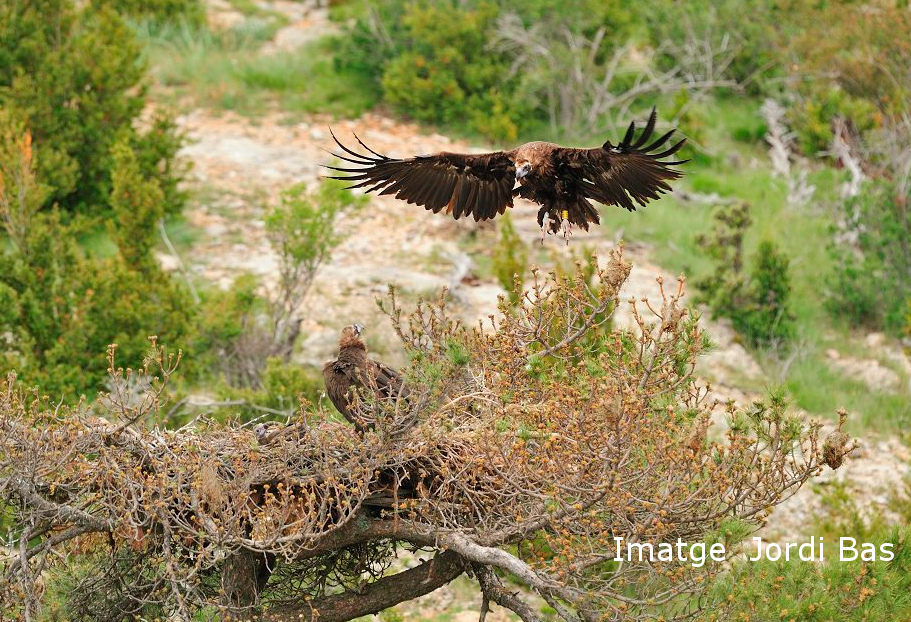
[515,162,532,179]
[353,323,364,336]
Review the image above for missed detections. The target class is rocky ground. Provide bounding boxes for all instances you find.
[152,0,910,618]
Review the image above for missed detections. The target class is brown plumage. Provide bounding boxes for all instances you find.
[325,107,687,237]
[322,324,408,432]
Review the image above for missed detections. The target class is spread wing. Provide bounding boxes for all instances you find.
[325,131,516,222]
[554,108,687,212]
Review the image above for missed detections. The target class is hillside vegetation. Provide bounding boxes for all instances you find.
[1,0,910,620]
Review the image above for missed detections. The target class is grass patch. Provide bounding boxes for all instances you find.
[136,21,377,118]
[224,0,289,25]
[786,355,911,434]
[328,0,370,22]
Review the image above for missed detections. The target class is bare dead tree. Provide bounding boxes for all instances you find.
[265,182,362,363]
[490,13,740,139]
[865,110,911,199]
[830,117,866,199]
[761,99,816,208]
[1,250,852,622]
[761,99,793,179]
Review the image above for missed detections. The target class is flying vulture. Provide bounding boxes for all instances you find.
[322,323,408,432]
[325,108,687,237]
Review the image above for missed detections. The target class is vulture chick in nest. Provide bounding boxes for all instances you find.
[322,323,408,432]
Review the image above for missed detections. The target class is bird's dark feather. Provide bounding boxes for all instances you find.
[325,132,516,222]
[554,107,688,213]
[322,330,409,433]
[323,107,687,233]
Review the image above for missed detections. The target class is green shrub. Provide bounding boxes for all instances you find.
[640,0,786,94]
[265,180,367,289]
[0,216,193,399]
[789,86,880,156]
[375,2,522,141]
[709,475,911,622]
[696,204,794,348]
[744,240,794,344]
[193,274,271,389]
[0,0,186,216]
[333,1,408,84]
[708,527,911,622]
[336,0,787,142]
[827,181,911,334]
[195,180,366,390]
[0,130,193,398]
[786,2,911,120]
[905,299,911,342]
[337,0,629,141]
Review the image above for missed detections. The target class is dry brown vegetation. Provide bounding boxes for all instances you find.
[0,250,850,621]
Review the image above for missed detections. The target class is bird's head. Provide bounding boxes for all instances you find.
[515,159,532,179]
[339,323,367,349]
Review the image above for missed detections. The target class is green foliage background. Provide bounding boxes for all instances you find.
[0,0,187,217]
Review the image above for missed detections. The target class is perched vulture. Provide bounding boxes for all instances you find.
[325,107,687,237]
[322,324,408,432]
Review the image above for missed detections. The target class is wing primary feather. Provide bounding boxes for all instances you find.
[631,107,657,149]
[364,179,395,194]
[642,129,676,153]
[352,132,391,160]
[326,152,375,166]
[439,173,458,211]
[630,106,658,151]
[408,176,436,206]
[490,179,504,216]
[325,171,372,180]
[411,167,443,205]
[323,165,376,173]
[474,181,490,221]
[329,128,376,161]
[620,120,636,147]
[435,171,459,210]
[428,181,447,211]
[652,139,686,159]
[322,146,376,164]
[429,173,452,212]
[325,177,380,190]
[378,166,420,196]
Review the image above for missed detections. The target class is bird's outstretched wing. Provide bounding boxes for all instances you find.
[325,131,516,222]
[554,108,687,211]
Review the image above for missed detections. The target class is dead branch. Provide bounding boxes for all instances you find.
[491,13,740,137]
